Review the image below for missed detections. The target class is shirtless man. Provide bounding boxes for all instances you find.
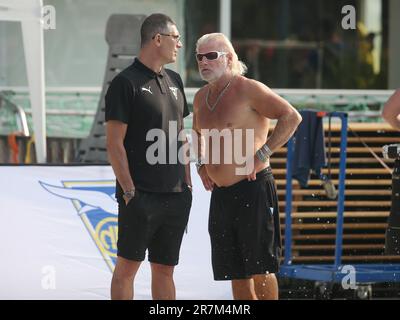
[192,33,302,300]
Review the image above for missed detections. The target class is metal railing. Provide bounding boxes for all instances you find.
[0,91,29,136]
[0,87,396,164]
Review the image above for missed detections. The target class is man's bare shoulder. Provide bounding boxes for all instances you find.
[233,76,276,104]
[239,76,271,92]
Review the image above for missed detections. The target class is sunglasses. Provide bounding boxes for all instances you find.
[196,51,227,62]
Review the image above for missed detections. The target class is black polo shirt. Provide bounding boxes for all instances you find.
[105,58,190,197]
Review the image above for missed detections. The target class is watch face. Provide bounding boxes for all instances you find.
[124,191,135,198]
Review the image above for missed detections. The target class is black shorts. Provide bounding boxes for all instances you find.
[117,185,192,266]
[209,167,281,280]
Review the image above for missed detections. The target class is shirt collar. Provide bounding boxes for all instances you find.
[133,58,165,79]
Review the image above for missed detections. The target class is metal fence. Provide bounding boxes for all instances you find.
[0,88,395,164]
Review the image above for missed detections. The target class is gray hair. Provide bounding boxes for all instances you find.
[140,13,175,47]
[196,33,247,76]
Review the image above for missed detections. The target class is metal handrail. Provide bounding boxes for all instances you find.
[0,92,30,136]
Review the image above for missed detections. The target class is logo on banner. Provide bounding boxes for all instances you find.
[39,180,118,272]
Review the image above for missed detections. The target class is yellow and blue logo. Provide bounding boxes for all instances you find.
[40,180,118,272]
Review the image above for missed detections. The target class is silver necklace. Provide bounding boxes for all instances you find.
[206,77,233,112]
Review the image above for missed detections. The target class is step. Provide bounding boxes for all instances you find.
[270,157,393,164]
[283,223,388,230]
[291,244,384,251]
[282,234,385,240]
[280,201,391,207]
[273,168,391,175]
[276,189,391,196]
[289,255,400,262]
[275,179,391,186]
[279,211,389,219]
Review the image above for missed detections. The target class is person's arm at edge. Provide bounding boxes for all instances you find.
[382,89,400,130]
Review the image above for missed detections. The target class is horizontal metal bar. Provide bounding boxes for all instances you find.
[1,87,394,97]
[23,110,96,116]
[0,86,102,94]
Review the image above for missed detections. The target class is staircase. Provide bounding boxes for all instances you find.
[271,122,400,264]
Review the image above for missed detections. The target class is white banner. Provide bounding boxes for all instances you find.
[0,165,231,300]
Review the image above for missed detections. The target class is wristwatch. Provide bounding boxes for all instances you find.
[195,160,204,172]
[123,189,135,201]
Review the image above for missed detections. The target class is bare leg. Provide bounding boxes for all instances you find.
[231,278,258,300]
[253,273,279,300]
[111,256,141,300]
[150,263,176,300]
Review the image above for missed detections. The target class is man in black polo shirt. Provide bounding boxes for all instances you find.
[105,13,192,300]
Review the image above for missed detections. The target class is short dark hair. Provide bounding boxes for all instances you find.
[140,13,175,47]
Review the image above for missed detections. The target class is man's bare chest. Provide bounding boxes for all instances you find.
[197,99,251,131]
